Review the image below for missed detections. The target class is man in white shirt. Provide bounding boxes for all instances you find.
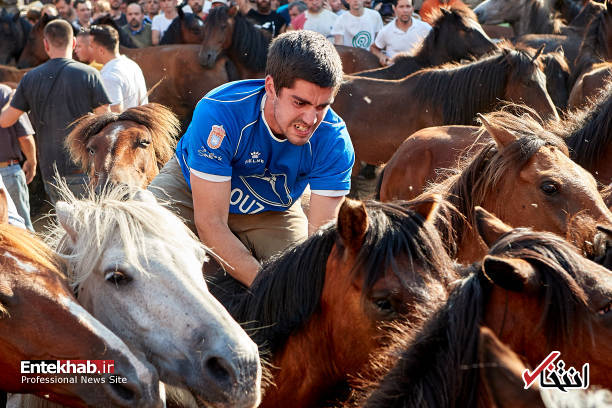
[89,25,148,112]
[370,0,430,65]
[151,0,178,44]
[302,0,337,41]
[331,0,382,49]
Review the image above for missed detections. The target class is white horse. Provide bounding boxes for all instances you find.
[46,184,262,408]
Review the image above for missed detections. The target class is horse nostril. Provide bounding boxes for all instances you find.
[205,356,236,385]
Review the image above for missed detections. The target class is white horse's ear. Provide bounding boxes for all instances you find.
[56,201,80,244]
[133,189,157,204]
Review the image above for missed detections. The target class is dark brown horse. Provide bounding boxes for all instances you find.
[334,47,557,170]
[0,221,161,407]
[205,197,458,408]
[357,207,612,407]
[389,110,612,264]
[353,7,498,80]
[66,103,178,189]
[17,13,57,68]
[159,6,205,45]
[198,5,380,77]
[0,10,31,65]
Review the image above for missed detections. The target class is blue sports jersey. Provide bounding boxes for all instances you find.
[176,79,355,214]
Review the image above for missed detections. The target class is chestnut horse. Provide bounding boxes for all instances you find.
[0,221,161,407]
[205,197,458,408]
[66,103,178,189]
[357,207,612,407]
[198,5,380,78]
[392,110,612,264]
[353,7,498,80]
[568,62,612,110]
[16,13,57,68]
[334,47,558,169]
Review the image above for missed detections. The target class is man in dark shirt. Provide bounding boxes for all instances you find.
[0,84,36,231]
[121,3,153,48]
[0,19,110,204]
[247,0,287,37]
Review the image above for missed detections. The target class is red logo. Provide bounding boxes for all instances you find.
[523,351,589,392]
[207,125,226,149]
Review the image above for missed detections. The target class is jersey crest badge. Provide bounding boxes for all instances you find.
[207,125,226,149]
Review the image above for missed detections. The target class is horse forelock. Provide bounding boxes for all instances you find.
[560,81,612,169]
[47,183,206,289]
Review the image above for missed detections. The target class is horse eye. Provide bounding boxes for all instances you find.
[137,140,151,148]
[372,297,394,314]
[540,181,559,196]
[87,147,95,155]
[598,301,612,316]
[104,270,132,285]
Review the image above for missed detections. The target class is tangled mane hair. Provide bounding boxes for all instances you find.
[204,5,270,73]
[207,197,456,357]
[410,48,542,125]
[424,108,567,256]
[552,81,612,172]
[0,223,65,316]
[66,103,179,172]
[359,227,597,408]
[46,182,207,290]
[572,4,612,85]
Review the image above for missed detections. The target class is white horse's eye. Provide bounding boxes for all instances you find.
[104,270,132,285]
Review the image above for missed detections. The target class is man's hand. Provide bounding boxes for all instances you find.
[22,159,36,183]
[378,54,390,66]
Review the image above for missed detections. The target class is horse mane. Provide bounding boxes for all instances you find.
[410,48,539,126]
[66,103,179,170]
[527,0,560,34]
[208,198,455,356]
[160,8,201,44]
[424,109,567,255]
[92,15,136,47]
[46,183,207,289]
[570,0,606,28]
[205,5,270,73]
[393,6,478,64]
[573,5,610,83]
[557,81,612,171]
[360,228,593,408]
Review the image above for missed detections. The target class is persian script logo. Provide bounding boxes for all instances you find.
[207,125,226,149]
[522,351,589,392]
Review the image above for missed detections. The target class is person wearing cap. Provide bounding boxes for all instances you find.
[148,31,354,287]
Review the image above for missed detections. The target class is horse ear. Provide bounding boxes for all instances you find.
[474,206,512,247]
[0,189,8,225]
[531,44,545,62]
[477,113,516,148]
[337,198,368,253]
[228,5,239,17]
[482,255,536,292]
[554,44,564,56]
[177,5,185,18]
[411,194,442,223]
[56,201,81,244]
[133,189,157,204]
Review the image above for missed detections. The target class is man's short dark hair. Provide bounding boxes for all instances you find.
[89,24,119,52]
[53,0,72,5]
[43,19,74,48]
[266,31,343,94]
[74,0,90,8]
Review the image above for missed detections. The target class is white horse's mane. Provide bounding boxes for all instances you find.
[45,182,209,289]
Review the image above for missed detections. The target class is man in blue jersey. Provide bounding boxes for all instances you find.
[149,30,354,286]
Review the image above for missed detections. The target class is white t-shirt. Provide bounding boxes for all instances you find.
[374,17,431,58]
[101,55,149,109]
[303,9,338,41]
[331,8,383,49]
[151,13,174,38]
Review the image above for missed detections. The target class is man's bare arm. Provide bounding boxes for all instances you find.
[109,103,122,113]
[94,104,110,115]
[370,44,390,66]
[191,173,260,286]
[17,135,36,183]
[308,193,344,235]
[334,34,343,45]
[0,105,24,128]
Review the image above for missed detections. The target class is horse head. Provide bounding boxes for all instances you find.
[51,185,262,408]
[199,5,238,68]
[17,13,55,68]
[0,12,31,64]
[66,103,179,190]
[0,223,162,407]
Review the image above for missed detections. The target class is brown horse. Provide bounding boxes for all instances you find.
[0,64,29,83]
[394,110,612,264]
[16,13,56,68]
[0,222,161,407]
[159,7,205,45]
[334,47,557,170]
[66,103,178,189]
[356,207,612,407]
[198,5,380,78]
[353,7,498,80]
[568,61,612,110]
[205,197,458,408]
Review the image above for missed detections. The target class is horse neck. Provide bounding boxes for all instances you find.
[516,0,555,35]
[227,47,265,78]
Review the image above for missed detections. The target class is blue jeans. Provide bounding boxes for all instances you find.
[0,164,33,231]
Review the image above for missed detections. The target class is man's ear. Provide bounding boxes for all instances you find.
[71,36,76,51]
[264,75,277,100]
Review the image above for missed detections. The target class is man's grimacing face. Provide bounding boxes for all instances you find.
[265,77,335,146]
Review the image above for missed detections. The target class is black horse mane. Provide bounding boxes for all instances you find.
[205,5,269,73]
[560,81,612,171]
[92,15,136,48]
[160,7,202,44]
[411,48,540,126]
[207,199,453,356]
[361,228,594,408]
[572,4,610,84]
